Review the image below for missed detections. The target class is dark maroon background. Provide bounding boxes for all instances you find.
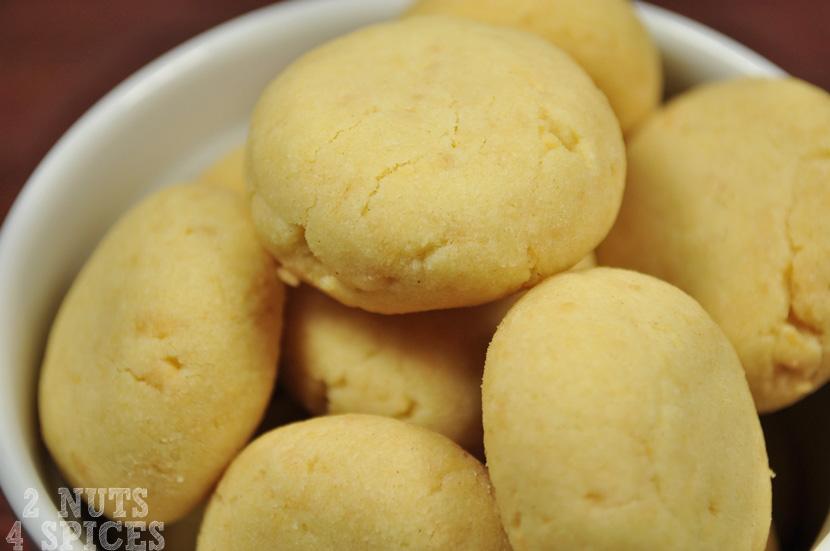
[1,1,828,549]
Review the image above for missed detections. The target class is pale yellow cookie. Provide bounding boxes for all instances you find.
[198,145,246,193]
[248,16,624,314]
[407,0,662,133]
[483,268,771,550]
[197,415,510,551]
[283,285,486,450]
[39,183,284,522]
[282,252,595,450]
[598,78,830,412]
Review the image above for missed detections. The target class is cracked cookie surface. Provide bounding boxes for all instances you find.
[197,415,510,551]
[248,15,624,314]
[483,268,771,550]
[597,78,830,412]
[38,183,284,522]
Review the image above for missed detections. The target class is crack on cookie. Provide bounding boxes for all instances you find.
[450,100,460,149]
[765,155,826,402]
[280,223,345,294]
[538,107,581,154]
[310,107,379,164]
[162,355,183,371]
[523,243,541,286]
[778,164,824,339]
[415,238,450,264]
[134,315,175,340]
[583,490,606,504]
[123,353,185,392]
[123,367,164,392]
[292,225,317,263]
[302,195,319,226]
[437,99,461,150]
[361,155,427,217]
[784,268,822,338]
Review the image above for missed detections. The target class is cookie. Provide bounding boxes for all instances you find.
[282,285,486,450]
[248,16,624,313]
[39,183,284,522]
[483,268,771,550]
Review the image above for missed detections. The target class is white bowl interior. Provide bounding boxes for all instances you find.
[3,0,819,549]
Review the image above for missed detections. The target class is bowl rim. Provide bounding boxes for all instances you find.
[0,1,804,549]
[634,2,782,78]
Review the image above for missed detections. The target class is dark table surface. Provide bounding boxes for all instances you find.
[1,1,828,549]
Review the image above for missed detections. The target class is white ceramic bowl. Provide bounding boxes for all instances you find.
[2,0,819,549]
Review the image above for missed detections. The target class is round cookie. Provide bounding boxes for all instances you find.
[248,16,625,314]
[407,0,661,133]
[283,284,487,450]
[483,268,771,550]
[198,145,246,193]
[197,415,510,551]
[597,78,830,412]
[39,183,284,522]
[281,252,595,451]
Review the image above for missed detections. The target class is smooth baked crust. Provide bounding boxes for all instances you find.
[407,0,662,133]
[38,183,284,522]
[598,78,830,412]
[197,415,510,550]
[483,268,771,550]
[248,16,624,313]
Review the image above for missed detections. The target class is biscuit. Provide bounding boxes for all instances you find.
[283,285,486,450]
[406,0,662,133]
[598,78,830,412]
[248,16,624,313]
[197,415,510,550]
[483,268,771,550]
[39,183,284,522]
